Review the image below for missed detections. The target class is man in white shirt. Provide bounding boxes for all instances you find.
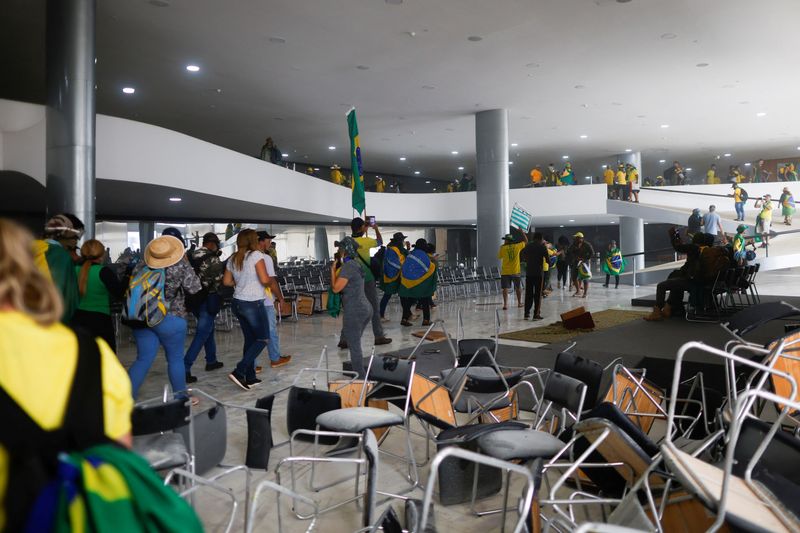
[257,231,292,371]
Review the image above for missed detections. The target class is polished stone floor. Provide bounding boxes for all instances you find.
[117,268,800,532]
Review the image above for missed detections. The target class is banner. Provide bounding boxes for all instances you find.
[347,108,366,215]
[510,204,532,231]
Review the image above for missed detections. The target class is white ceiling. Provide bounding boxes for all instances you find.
[3,0,800,183]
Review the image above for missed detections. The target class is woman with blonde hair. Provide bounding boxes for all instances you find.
[0,219,133,528]
[72,239,127,351]
[222,229,272,390]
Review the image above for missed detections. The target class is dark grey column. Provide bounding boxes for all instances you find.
[475,109,509,268]
[139,221,154,253]
[314,226,329,260]
[46,0,96,237]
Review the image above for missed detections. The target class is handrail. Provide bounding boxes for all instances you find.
[640,185,785,204]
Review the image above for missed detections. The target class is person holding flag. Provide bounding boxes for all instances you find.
[601,240,626,289]
[378,232,407,320]
[497,227,528,310]
[399,239,437,326]
[347,108,366,215]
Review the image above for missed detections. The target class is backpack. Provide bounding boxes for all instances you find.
[123,266,169,327]
[739,188,749,202]
[699,246,731,283]
[0,330,202,532]
[370,246,385,280]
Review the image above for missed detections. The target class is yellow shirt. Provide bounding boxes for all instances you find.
[616,170,627,185]
[354,236,378,265]
[706,170,718,184]
[330,169,344,185]
[759,201,773,221]
[497,242,525,276]
[734,188,743,202]
[375,180,385,193]
[603,169,615,185]
[627,170,639,184]
[0,312,132,529]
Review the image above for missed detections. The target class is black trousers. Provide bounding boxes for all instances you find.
[401,297,431,321]
[524,274,543,317]
[556,263,568,286]
[604,274,619,288]
[655,277,691,308]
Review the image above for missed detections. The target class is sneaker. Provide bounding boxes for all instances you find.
[205,361,224,371]
[228,372,250,390]
[255,366,263,374]
[381,317,390,323]
[421,320,432,326]
[185,373,198,384]
[246,377,262,387]
[533,315,544,321]
[270,355,292,368]
[524,315,530,320]
[401,320,413,327]
[374,336,392,345]
[337,340,348,349]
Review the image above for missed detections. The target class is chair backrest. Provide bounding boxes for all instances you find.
[543,371,586,416]
[365,355,416,415]
[131,398,190,436]
[603,367,663,435]
[573,417,654,486]
[767,329,800,408]
[723,301,800,337]
[457,339,497,367]
[554,351,604,410]
[410,373,457,430]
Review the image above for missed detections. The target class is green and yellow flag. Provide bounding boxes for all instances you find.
[347,108,366,215]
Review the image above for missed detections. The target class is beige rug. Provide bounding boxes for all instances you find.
[498,309,649,344]
[412,330,449,341]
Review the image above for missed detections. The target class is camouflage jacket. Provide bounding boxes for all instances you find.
[190,246,224,293]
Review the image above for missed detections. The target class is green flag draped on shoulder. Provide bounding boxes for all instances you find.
[347,108,366,215]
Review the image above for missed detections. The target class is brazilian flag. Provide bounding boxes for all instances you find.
[347,108,366,215]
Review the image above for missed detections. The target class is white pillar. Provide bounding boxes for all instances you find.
[619,216,644,271]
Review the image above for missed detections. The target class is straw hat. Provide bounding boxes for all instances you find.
[145,235,185,269]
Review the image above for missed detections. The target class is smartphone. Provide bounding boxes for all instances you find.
[367,216,377,227]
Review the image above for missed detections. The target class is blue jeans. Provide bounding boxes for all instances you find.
[379,292,392,318]
[184,293,220,372]
[129,315,188,399]
[232,299,269,380]
[264,304,281,362]
[735,202,745,220]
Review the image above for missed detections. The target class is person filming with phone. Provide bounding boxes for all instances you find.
[337,216,392,349]
[644,227,706,322]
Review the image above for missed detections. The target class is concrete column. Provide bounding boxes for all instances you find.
[138,221,154,253]
[619,216,644,271]
[475,109,509,268]
[46,0,96,238]
[314,226,329,260]
[424,228,436,246]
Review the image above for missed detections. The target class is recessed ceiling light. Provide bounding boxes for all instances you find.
[659,159,666,163]
[385,0,403,4]
[559,225,564,228]
[356,65,370,70]
[744,162,752,166]
[458,166,464,170]
[562,155,569,159]
[451,150,459,155]
[511,143,518,147]
[328,146,336,150]
[399,156,406,161]
[467,36,483,42]
[281,153,288,157]
[660,33,677,40]
[610,221,616,224]
[509,161,514,165]
[268,36,286,44]
[796,146,800,151]
[332,219,340,223]
[122,87,135,94]
[644,222,649,225]
[601,165,607,169]
[568,219,575,222]
[425,180,431,184]
[724,153,732,157]
[414,171,420,175]
[148,0,170,6]
[685,167,693,171]
[186,65,200,72]
[574,84,585,89]
[579,134,588,139]
[625,149,632,152]
[422,85,436,90]
[169,197,181,202]
[525,62,539,69]
[696,63,709,68]
[433,188,437,191]
[660,124,669,128]
[314,168,320,171]
[756,112,767,117]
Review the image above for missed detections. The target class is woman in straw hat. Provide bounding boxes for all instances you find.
[127,235,201,399]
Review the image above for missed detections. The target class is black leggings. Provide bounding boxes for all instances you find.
[556,263,568,286]
[604,274,619,288]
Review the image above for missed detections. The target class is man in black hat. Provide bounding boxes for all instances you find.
[184,232,225,382]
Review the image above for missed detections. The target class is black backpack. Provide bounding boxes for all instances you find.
[371,246,386,280]
[739,188,749,202]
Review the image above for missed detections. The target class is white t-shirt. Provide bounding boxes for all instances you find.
[703,211,721,235]
[262,253,276,307]
[227,251,266,301]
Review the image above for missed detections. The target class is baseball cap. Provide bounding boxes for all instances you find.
[202,232,221,244]
[257,231,276,240]
[737,224,748,233]
[573,232,584,238]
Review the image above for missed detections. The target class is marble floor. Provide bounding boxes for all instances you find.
[117,268,800,532]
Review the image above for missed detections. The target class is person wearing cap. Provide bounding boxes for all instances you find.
[36,213,85,323]
[378,231,408,320]
[257,231,292,370]
[780,187,795,225]
[375,176,386,193]
[497,227,528,310]
[567,232,594,298]
[730,183,746,221]
[687,208,704,238]
[627,163,640,203]
[339,217,391,349]
[330,237,373,377]
[753,194,773,247]
[731,224,750,264]
[128,235,202,399]
[560,162,575,186]
[184,232,226,383]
